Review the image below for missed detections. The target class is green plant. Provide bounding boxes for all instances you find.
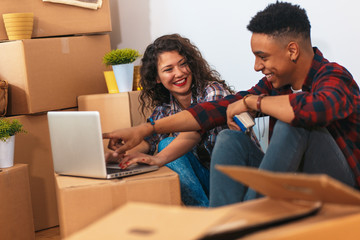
[0,118,26,142]
[103,48,141,66]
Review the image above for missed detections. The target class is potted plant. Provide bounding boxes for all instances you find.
[0,118,26,168]
[103,48,141,93]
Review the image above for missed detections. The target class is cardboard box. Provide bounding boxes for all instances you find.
[55,166,181,238]
[0,34,110,115]
[0,164,35,240]
[65,166,360,240]
[78,91,151,130]
[8,109,76,231]
[0,0,111,40]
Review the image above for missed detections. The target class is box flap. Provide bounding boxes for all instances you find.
[65,198,322,240]
[216,165,360,205]
[65,202,229,240]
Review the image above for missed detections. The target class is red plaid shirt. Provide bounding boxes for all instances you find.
[187,48,360,187]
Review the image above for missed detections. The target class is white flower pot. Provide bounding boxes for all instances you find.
[112,63,134,92]
[0,135,15,168]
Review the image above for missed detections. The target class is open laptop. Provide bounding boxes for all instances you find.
[47,111,159,179]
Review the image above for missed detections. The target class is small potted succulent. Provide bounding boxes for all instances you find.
[0,118,26,168]
[103,48,141,93]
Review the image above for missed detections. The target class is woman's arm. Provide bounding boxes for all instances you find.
[120,131,201,168]
[105,140,150,163]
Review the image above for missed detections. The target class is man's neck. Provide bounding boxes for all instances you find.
[292,46,315,89]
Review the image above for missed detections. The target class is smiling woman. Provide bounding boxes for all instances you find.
[156,51,193,105]
[104,34,233,207]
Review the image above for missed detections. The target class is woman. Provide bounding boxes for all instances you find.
[112,34,233,207]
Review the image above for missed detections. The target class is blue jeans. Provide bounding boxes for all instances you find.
[158,137,210,207]
[209,120,357,207]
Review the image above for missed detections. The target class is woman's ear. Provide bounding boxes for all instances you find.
[288,41,299,63]
[156,76,161,84]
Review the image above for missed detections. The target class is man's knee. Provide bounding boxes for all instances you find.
[215,129,249,147]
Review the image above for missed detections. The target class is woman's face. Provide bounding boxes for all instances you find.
[156,51,192,98]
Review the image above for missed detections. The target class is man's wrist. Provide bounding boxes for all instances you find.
[242,94,252,110]
[256,94,267,112]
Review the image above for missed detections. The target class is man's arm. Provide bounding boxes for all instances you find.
[103,110,201,155]
[226,94,294,130]
[103,93,241,155]
[246,94,295,122]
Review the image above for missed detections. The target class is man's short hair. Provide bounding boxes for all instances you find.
[247,1,311,39]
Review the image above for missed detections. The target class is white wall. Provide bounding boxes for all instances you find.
[110,0,360,91]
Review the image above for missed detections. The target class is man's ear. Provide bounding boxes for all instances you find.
[288,41,299,62]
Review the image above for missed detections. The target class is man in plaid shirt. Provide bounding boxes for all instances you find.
[104,2,360,207]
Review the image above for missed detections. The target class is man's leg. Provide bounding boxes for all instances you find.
[209,129,264,207]
[245,121,356,200]
[302,127,356,187]
[244,120,308,200]
[159,137,210,207]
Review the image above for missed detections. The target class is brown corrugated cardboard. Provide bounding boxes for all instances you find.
[0,34,110,115]
[65,166,360,240]
[56,166,181,238]
[0,0,111,40]
[0,164,35,240]
[8,108,77,231]
[128,91,153,126]
[78,91,151,130]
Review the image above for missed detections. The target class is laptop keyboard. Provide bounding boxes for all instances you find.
[107,168,125,174]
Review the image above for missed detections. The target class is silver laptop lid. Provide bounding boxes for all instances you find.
[48,111,108,178]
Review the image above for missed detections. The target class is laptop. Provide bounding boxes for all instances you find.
[47,111,159,179]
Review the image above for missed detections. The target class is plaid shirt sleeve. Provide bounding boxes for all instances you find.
[290,63,356,128]
[187,94,239,134]
[187,78,274,134]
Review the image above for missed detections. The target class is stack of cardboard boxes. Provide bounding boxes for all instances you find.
[1,1,181,239]
[0,0,112,236]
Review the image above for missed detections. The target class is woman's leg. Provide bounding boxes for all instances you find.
[158,137,210,207]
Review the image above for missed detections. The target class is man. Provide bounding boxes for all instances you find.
[103,2,360,207]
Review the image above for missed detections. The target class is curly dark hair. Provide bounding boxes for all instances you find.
[139,33,233,116]
[247,1,311,40]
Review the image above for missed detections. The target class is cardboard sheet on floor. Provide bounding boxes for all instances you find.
[65,166,360,240]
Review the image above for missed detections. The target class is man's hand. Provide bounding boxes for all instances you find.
[104,151,125,164]
[102,123,153,157]
[226,98,248,130]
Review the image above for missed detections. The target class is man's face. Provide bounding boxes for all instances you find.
[251,33,295,88]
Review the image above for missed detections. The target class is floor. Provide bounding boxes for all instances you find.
[35,226,60,240]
